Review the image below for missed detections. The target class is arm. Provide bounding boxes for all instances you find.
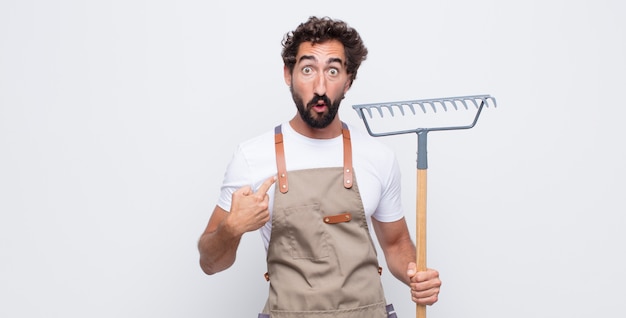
[197,176,276,275]
[372,217,441,306]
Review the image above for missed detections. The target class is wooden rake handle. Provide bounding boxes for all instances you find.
[416,168,428,318]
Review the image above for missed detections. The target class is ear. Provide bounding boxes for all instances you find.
[343,78,353,93]
[283,65,292,86]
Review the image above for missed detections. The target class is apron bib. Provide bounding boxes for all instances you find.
[258,123,397,318]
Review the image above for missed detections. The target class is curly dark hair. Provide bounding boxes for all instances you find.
[281,16,368,87]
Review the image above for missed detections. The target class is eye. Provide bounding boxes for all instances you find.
[328,68,339,76]
[302,66,313,74]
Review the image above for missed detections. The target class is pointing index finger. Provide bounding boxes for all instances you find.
[256,175,277,195]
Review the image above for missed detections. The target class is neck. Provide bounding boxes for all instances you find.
[289,116,343,139]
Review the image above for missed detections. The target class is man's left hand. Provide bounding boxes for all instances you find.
[407,263,441,305]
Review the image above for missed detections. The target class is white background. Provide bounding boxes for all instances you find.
[1,1,624,317]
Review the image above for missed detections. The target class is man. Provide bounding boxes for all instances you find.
[198,16,441,317]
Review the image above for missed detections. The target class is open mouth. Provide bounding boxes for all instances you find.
[309,96,329,112]
[312,102,327,112]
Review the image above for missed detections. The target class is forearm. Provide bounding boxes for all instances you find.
[372,217,416,286]
[198,214,243,275]
[384,236,416,286]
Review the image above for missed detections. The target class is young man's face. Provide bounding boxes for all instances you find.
[285,40,352,129]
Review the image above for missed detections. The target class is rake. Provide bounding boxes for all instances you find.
[352,94,497,318]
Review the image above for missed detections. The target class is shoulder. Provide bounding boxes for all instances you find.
[231,125,279,167]
[222,125,279,185]
[237,126,276,151]
[347,122,397,164]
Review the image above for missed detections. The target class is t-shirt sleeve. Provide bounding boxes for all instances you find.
[371,152,405,223]
[216,144,252,213]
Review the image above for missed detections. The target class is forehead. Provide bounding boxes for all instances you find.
[296,40,346,63]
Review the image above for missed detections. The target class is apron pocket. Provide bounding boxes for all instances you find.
[284,203,329,260]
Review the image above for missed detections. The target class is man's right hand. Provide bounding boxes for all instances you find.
[225,175,277,235]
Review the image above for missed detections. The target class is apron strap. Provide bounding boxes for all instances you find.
[274,122,353,194]
[274,125,289,193]
[341,122,353,189]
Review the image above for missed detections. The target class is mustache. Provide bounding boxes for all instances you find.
[307,95,331,108]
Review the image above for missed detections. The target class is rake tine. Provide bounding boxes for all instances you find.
[438,101,448,112]
[457,98,469,110]
[440,100,450,112]
[447,100,459,111]
[488,96,497,107]
[391,104,400,117]
[396,104,406,116]
[375,106,385,118]
[471,98,481,109]
[407,103,417,115]
[381,105,390,117]
[481,97,489,108]
[427,101,437,113]
[385,105,394,117]
[417,102,427,113]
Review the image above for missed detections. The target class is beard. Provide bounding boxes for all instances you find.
[291,87,343,129]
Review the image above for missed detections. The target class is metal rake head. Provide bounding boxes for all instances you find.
[352,94,496,137]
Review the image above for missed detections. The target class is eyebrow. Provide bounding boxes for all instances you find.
[298,55,344,66]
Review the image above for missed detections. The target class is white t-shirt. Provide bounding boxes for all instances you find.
[217,122,405,250]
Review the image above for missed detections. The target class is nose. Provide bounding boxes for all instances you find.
[313,74,327,96]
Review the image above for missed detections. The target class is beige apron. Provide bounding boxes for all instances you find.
[258,123,397,318]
